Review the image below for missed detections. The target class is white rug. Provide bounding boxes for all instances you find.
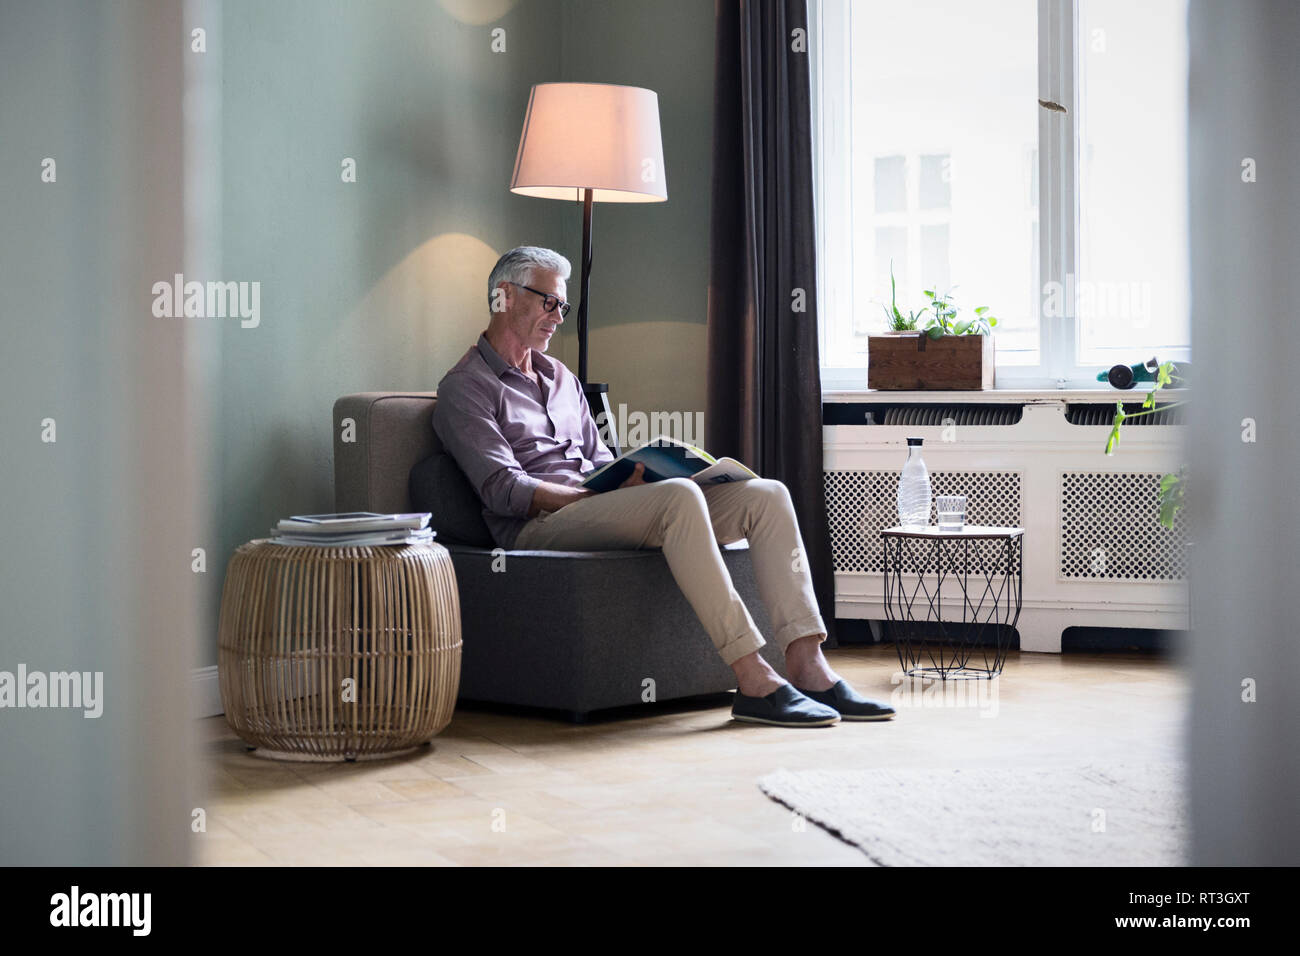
[758,764,1187,866]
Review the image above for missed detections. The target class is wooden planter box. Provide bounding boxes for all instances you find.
[867,332,995,390]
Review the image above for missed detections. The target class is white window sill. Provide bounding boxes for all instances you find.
[822,387,1190,403]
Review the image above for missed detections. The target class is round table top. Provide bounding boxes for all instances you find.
[237,538,448,558]
[880,525,1024,539]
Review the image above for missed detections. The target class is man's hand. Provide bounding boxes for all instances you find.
[618,462,647,488]
[528,481,593,518]
[528,464,644,518]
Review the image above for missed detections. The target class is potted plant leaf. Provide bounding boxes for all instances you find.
[1103,360,1191,627]
[881,260,927,333]
[1104,360,1187,530]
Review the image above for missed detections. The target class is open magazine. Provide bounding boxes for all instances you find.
[581,435,758,494]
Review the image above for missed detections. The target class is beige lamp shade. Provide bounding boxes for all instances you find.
[510,83,668,203]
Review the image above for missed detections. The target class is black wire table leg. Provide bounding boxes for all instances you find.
[880,526,1024,681]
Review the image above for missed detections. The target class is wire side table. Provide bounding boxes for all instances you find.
[881,526,1024,679]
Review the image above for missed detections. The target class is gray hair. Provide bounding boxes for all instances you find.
[487,246,572,311]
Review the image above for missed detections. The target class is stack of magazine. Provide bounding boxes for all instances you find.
[269,512,435,547]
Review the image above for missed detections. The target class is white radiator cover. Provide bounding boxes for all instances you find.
[823,393,1189,652]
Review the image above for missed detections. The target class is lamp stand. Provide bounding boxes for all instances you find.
[576,186,620,451]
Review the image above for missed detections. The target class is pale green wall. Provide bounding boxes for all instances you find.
[554,0,717,435]
[1,0,196,865]
[0,0,719,860]
[212,0,563,664]
[207,0,717,666]
[1,0,133,864]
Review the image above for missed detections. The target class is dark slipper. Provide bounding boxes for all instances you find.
[793,680,896,721]
[731,683,840,727]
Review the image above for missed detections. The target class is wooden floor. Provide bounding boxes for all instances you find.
[197,645,1187,866]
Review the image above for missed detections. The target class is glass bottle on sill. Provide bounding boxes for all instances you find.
[897,437,932,530]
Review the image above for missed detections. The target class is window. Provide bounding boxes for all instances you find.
[812,0,1191,389]
[1077,0,1190,368]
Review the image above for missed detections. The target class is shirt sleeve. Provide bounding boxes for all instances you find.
[578,382,617,467]
[433,375,541,519]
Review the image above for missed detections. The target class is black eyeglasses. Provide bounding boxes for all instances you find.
[511,282,571,318]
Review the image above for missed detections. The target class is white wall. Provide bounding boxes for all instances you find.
[1187,0,1300,865]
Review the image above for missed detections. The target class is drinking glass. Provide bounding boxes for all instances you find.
[936,495,967,531]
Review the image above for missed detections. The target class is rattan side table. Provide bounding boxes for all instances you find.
[217,540,462,760]
[881,525,1024,679]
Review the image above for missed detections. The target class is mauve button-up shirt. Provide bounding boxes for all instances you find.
[433,332,615,549]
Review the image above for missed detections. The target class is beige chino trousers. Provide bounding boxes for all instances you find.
[512,477,826,666]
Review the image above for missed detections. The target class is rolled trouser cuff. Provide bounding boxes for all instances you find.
[774,614,827,652]
[715,628,767,667]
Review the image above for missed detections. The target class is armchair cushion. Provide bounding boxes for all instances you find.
[409,452,494,548]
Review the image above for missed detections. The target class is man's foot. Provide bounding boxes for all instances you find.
[793,680,896,721]
[731,652,787,698]
[732,684,840,727]
[735,673,786,697]
[785,633,841,692]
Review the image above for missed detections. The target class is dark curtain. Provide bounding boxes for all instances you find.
[707,0,836,644]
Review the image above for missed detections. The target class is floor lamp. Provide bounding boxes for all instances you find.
[509,82,668,450]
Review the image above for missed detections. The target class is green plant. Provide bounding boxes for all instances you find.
[1103,360,1188,529]
[1158,467,1186,529]
[921,287,998,338]
[882,260,927,331]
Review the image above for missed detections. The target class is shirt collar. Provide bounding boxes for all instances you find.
[476,332,555,381]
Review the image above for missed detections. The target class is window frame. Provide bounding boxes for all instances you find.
[813,0,1178,392]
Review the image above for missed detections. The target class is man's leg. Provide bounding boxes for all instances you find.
[513,478,769,672]
[701,479,842,694]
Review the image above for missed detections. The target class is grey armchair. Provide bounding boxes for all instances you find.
[332,392,785,721]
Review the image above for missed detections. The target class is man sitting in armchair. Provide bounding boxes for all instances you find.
[433,245,895,728]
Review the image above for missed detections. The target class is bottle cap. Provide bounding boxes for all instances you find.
[907,437,923,446]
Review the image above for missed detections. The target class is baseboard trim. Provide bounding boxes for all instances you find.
[192,665,222,719]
